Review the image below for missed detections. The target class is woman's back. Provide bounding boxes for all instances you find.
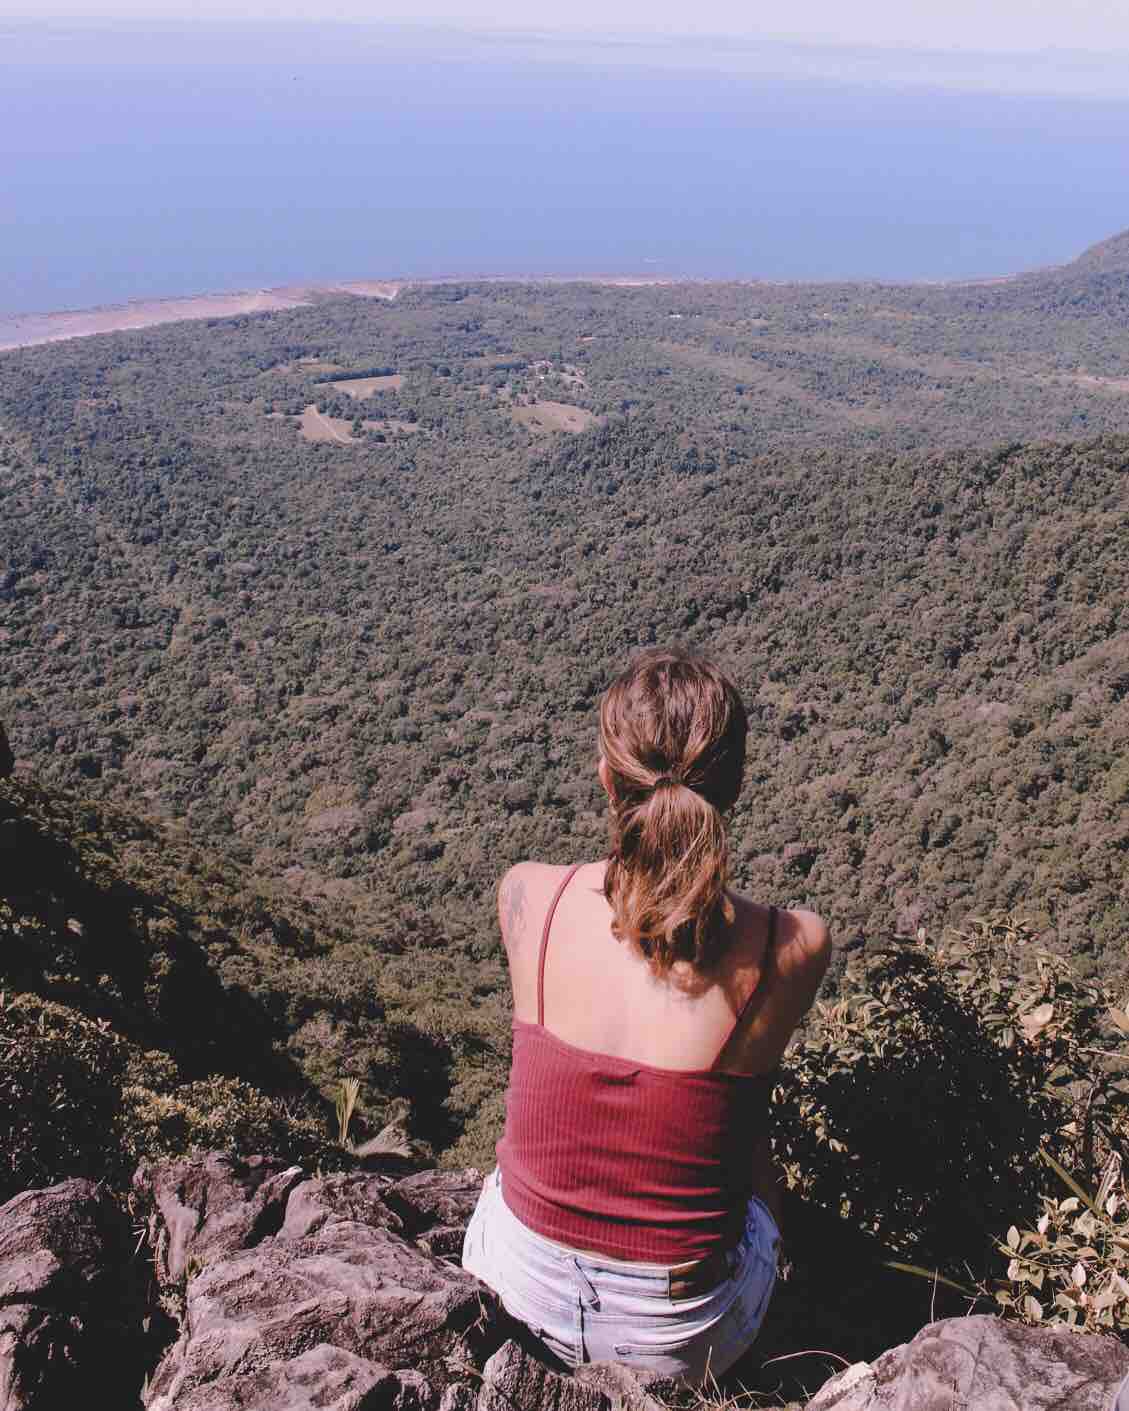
[500,859,829,1078]
[493,858,829,1263]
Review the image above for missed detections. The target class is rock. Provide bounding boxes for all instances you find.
[0,723,13,778]
[574,1362,675,1411]
[161,1345,401,1411]
[134,1152,306,1285]
[0,1178,137,1410]
[392,1369,436,1410]
[382,1169,486,1259]
[437,1386,478,1411]
[808,1362,876,1409]
[144,1161,495,1411]
[805,1314,1129,1411]
[385,1169,484,1239]
[478,1341,611,1411]
[279,1173,402,1242]
[419,1225,472,1259]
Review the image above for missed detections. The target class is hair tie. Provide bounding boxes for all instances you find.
[653,773,680,790]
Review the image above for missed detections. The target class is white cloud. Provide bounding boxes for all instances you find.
[5,0,1129,54]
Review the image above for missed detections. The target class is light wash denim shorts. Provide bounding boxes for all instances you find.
[462,1168,779,1384]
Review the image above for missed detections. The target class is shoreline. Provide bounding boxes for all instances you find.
[0,267,1033,355]
[0,276,689,353]
[0,283,395,354]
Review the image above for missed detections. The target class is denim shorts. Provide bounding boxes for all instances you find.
[462,1168,779,1384]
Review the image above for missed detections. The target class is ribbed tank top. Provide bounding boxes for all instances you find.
[496,864,777,1264]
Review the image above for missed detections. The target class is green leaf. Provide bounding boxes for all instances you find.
[884,1262,976,1297]
[1040,1148,1100,1216]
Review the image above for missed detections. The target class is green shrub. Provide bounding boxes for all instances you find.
[0,993,337,1201]
[0,990,131,1200]
[773,913,1128,1283]
[121,1074,335,1169]
[994,1156,1129,1333]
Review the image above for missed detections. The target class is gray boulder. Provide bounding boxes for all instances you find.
[142,1161,495,1411]
[279,1172,403,1242]
[0,1178,137,1411]
[385,1169,485,1258]
[155,1345,402,1411]
[385,1170,484,1233]
[806,1314,1129,1411]
[478,1341,611,1411]
[134,1152,306,1287]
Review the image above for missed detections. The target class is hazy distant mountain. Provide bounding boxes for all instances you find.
[1067,227,1129,274]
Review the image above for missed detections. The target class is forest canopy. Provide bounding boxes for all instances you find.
[0,239,1126,1294]
[3,249,1128,972]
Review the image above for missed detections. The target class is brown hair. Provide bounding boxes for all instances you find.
[599,647,748,974]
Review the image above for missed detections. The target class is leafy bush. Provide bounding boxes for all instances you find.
[0,780,411,1193]
[994,1155,1129,1334]
[121,1075,334,1170]
[0,988,337,1203]
[0,990,132,1200]
[774,914,1129,1285]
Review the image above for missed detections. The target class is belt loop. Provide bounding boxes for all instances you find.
[571,1257,600,1310]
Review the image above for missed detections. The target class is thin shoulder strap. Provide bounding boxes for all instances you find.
[727,905,777,1042]
[537,863,584,1027]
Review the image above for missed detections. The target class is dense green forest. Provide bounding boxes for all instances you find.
[0,229,1127,1131]
[2,233,1129,1358]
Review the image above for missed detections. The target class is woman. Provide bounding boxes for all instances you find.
[463,648,831,1383]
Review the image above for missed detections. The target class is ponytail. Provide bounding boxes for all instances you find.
[599,649,747,973]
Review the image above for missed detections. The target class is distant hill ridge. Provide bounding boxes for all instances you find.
[1068,227,1129,275]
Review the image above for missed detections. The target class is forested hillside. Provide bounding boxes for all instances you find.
[0,773,504,1198]
[3,237,1128,982]
[0,234,1127,1324]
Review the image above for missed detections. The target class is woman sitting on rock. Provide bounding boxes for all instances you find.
[463,648,831,1383]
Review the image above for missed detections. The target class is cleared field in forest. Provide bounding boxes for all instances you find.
[334,374,404,398]
[511,401,598,434]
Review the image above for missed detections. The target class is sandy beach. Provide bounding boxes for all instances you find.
[0,282,404,353]
[0,276,685,353]
[0,264,1038,356]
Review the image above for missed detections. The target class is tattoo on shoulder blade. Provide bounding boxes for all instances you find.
[501,872,527,945]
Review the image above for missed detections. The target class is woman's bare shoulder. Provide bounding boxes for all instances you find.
[779,906,832,966]
[728,894,831,979]
[496,861,581,956]
[772,906,833,1012]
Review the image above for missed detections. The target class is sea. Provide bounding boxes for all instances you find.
[3,19,1129,316]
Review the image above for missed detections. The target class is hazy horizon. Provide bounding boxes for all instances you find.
[7,0,1129,59]
[3,18,1128,317]
[5,15,1129,99]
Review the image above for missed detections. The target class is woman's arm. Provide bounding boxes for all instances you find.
[497,863,531,956]
[750,1128,785,1235]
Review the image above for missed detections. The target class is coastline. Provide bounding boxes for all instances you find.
[0,283,396,354]
[0,275,684,354]
[0,267,1034,355]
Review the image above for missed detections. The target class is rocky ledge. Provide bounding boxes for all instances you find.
[2,1154,1128,1411]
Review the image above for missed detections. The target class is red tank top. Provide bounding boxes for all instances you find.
[495,865,777,1264]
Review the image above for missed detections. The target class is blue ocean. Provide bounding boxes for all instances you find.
[3,20,1129,314]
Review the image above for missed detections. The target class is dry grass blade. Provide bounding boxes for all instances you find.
[1039,1148,1100,1215]
[352,1109,417,1161]
[884,1261,977,1297]
[335,1077,360,1147]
